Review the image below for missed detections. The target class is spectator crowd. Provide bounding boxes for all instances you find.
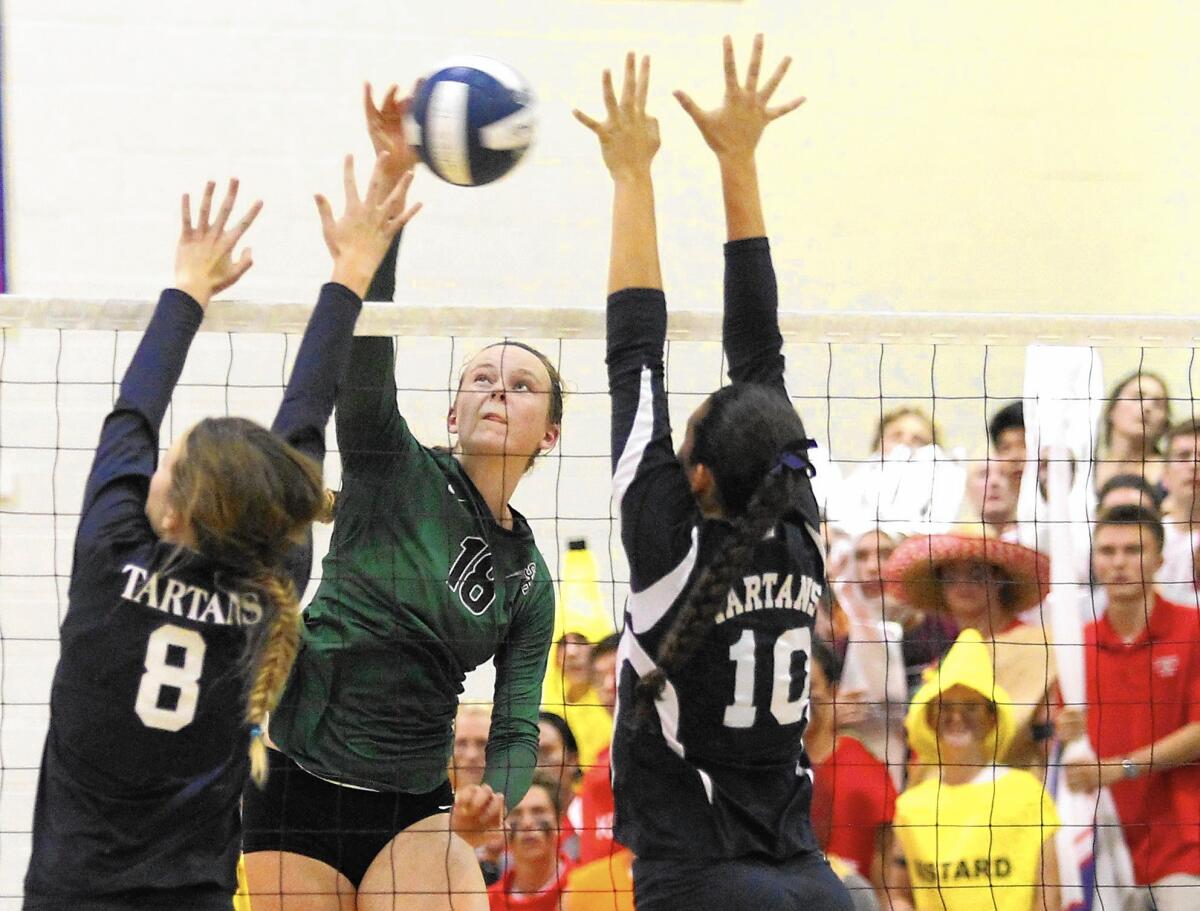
[460,368,1200,911]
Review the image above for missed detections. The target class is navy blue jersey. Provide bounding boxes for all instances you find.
[23,283,362,907]
[607,238,824,862]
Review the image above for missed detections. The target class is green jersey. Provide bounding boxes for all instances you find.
[270,335,555,802]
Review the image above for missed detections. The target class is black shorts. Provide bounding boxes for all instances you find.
[23,884,230,911]
[241,748,454,889]
[633,852,854,911]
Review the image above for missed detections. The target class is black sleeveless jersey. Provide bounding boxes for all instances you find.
[606,238,825,862]
[23,284,361,907]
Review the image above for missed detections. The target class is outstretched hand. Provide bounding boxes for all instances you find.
[674,34,805,160]
[450,782,506,849]
[174,179,262,309]
[574,53,660,179]
[363,81,421,176]
[315,153,422,298]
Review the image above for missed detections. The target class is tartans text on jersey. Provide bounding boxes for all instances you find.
[714,572,822,625]
[119,563,263,626]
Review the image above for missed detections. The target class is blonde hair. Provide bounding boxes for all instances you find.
[871,406,939,454]
[170,417,324,785]
[244,572,302,784]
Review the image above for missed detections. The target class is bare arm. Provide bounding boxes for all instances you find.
[574,53,662,293]
[871,825,898,908]
[1036,836,1061,911]
[674,34,805,242]
[882,849,916,911]
[1067,720,1200,791]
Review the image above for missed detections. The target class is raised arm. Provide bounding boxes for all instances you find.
[577,55,698,592]
[574,54,662,295]
[78,181,261,541]
[332,83,427,479]
[676,35,806,392]
[271,155,420,463]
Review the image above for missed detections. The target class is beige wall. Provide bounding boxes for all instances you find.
[3,1,1197,315]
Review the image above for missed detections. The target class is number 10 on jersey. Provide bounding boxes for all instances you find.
[724,627,811,728]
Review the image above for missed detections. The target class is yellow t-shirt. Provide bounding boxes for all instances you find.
[894,767,1058,911]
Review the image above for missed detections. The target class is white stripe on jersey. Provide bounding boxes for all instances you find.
[617,627,715,804]
[805,522,828,577]
[612,367,655,510]
[628,527,697,634]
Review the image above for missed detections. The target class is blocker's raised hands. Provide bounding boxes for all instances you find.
[174,178,263,309]
[574,52,660,179]
[674,34,806,160]
[315,152,421,297]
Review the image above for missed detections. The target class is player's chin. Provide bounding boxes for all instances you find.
[459,434,539,460]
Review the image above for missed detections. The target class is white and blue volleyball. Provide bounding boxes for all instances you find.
[406,56,536,187]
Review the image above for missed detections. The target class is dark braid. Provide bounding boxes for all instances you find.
[634,382,815,718]
[636,468,810,709]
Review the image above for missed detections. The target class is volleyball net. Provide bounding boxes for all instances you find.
[2,295,1199,906]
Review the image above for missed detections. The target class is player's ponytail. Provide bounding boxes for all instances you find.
[635,384,816,716]
[245,569,302,785]
[168,417,325,782]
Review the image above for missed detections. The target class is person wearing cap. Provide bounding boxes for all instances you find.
[542,631,613,773]
[890,630,1061,911]
[543,542,618,774]
[1059,504,1200,910]
[884,531,1057,773]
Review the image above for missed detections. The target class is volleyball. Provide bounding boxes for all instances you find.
[406,56,536,187]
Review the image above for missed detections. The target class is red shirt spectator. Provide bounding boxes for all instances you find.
[569,746,622,865]
[488,772,574,910]
[488,858,573,911]
[1085,592,1200,885]
[809,735,897,877]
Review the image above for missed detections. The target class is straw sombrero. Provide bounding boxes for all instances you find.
[883,530,1050,615]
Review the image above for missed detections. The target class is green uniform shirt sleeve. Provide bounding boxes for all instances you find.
[336,335,419,478]
[484,573,555,808]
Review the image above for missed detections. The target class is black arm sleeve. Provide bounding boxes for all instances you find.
[271,282,364,463]
[723,236,787,397]
[76,289,202,549]
[607,287,699,593]
[270,282,363,596]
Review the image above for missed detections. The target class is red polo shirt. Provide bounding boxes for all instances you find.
[1085,595,1200,885]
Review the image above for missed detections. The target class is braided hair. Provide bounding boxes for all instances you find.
[636,384,816,712]
[169,417,324,784]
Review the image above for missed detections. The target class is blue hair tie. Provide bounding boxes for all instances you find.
[249,725,263,739]
[772,438,818,478]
